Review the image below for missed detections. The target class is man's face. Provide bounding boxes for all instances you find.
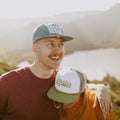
[33,37,65,70]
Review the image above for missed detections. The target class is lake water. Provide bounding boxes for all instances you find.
[60,48,120,81]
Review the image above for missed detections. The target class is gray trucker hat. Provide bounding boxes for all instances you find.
[32,23,73,44]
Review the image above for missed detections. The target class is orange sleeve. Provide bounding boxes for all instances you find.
[87,90,105,120]
[88,89,116,120]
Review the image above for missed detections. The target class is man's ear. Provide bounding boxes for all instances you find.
[32,45,37,54]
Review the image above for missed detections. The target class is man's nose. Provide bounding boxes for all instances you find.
[54,45,63,52]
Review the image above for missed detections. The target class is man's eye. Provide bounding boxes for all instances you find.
[49,43,54,46]
[59,43,64,46]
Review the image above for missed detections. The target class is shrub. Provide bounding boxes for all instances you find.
[0,61,17,75]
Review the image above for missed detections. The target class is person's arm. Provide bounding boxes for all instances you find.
[87,84,113,119]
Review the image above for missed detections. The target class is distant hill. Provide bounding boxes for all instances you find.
[64,3,120,52]
[0,3,120,55]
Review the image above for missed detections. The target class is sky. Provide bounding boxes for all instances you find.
[0,0,120,18]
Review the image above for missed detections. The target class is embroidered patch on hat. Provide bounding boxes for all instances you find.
[55,69,82,94]
[56,77,72,88]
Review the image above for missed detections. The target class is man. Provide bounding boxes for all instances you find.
[0,23,112,120]
[47,68,116,120]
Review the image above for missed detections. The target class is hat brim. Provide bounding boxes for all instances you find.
[43,35,73,42]
[58,35,73,42]
[47,86,80,104]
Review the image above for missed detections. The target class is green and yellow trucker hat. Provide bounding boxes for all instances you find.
[32,23,73,44]
[47,68,86,104]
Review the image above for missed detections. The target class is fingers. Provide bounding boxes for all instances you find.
[98,98,108,119]
[110,101,113,113]
[98,95,113,119]
[94,88,112,119]
[91,85,113,119]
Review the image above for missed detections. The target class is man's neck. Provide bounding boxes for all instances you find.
[30,63,54,79]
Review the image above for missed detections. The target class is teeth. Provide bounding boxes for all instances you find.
[51,56,59,60]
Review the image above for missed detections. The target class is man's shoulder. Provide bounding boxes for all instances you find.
[0,67,29,82]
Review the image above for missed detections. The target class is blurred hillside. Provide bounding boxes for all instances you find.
[0,4,120,65]
[0,61,17,75]
[0,4,120,53]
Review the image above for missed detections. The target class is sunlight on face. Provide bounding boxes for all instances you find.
[33,37,65,70]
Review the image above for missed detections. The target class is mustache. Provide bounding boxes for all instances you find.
[49,53,64,57]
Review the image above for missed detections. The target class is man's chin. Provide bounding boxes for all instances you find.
[49,64,60,70]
